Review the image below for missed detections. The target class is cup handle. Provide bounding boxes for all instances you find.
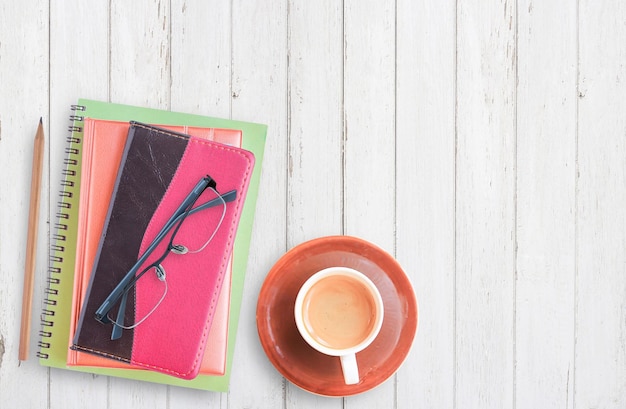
[340,353,360,385]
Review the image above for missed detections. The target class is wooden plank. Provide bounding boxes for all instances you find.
[395,1,456,407]
[168,0,231,406]
[284,0,343,406]
[170,0,231,119]
[455,1,516,407]
[228,0,289,407]
[110,0,171,110]
[48,0,110,408]
[343,0,396,407]
[107,1,171,407]
[576,1,626,406]
[0,1,49,407]
[285,0,343,245]
[342,0,396,249]
[515,1,577,408]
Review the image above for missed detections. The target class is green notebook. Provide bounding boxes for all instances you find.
[40,99,266,391]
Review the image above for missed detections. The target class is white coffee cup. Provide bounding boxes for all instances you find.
[294,266,384,385]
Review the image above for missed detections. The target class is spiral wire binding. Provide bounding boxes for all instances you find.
[37,104,86,359]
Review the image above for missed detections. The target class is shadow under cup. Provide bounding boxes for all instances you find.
[294,267,384,385]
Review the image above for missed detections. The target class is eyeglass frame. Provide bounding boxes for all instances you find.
[94,175,236,340]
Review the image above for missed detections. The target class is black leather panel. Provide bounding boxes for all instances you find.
[72,123,189,361]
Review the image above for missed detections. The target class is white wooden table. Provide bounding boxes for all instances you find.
[1,1,625,408]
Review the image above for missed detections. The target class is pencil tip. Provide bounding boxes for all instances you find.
[39,117,42,125]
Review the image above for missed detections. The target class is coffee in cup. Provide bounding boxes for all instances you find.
[294,267,384,385]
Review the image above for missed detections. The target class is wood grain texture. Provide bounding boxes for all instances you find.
[2,1,626,408]
[0,2,49,407]
[455,1,516,407]
[0,1,49,407]
[170,0,232,119]
[396,1,456,408]
[169,1,231,406]
[110,0,171,109]
[516,1,577,407]
[576,0,626,407]
[285,1,343,407]
[343,1,396,408]
[228,0,289,408]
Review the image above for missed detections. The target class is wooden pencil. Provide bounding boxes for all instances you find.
[19,118,45,361]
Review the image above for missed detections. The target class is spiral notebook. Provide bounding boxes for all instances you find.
[39,99,266,390]
[67,118,241,376]
[72,121,254,379]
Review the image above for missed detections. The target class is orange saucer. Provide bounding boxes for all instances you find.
[256,236,418,396]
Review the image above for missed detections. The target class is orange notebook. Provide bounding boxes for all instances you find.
[67,118,241,375]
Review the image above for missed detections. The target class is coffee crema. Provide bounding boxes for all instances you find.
[301,274,378,350]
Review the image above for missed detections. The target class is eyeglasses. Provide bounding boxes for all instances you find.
[94,175,236,340]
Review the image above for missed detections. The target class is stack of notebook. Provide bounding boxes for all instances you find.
[39,99,266,391]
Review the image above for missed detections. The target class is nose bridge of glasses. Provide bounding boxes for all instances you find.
[155,264,166,281]
[170,244,188,255]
